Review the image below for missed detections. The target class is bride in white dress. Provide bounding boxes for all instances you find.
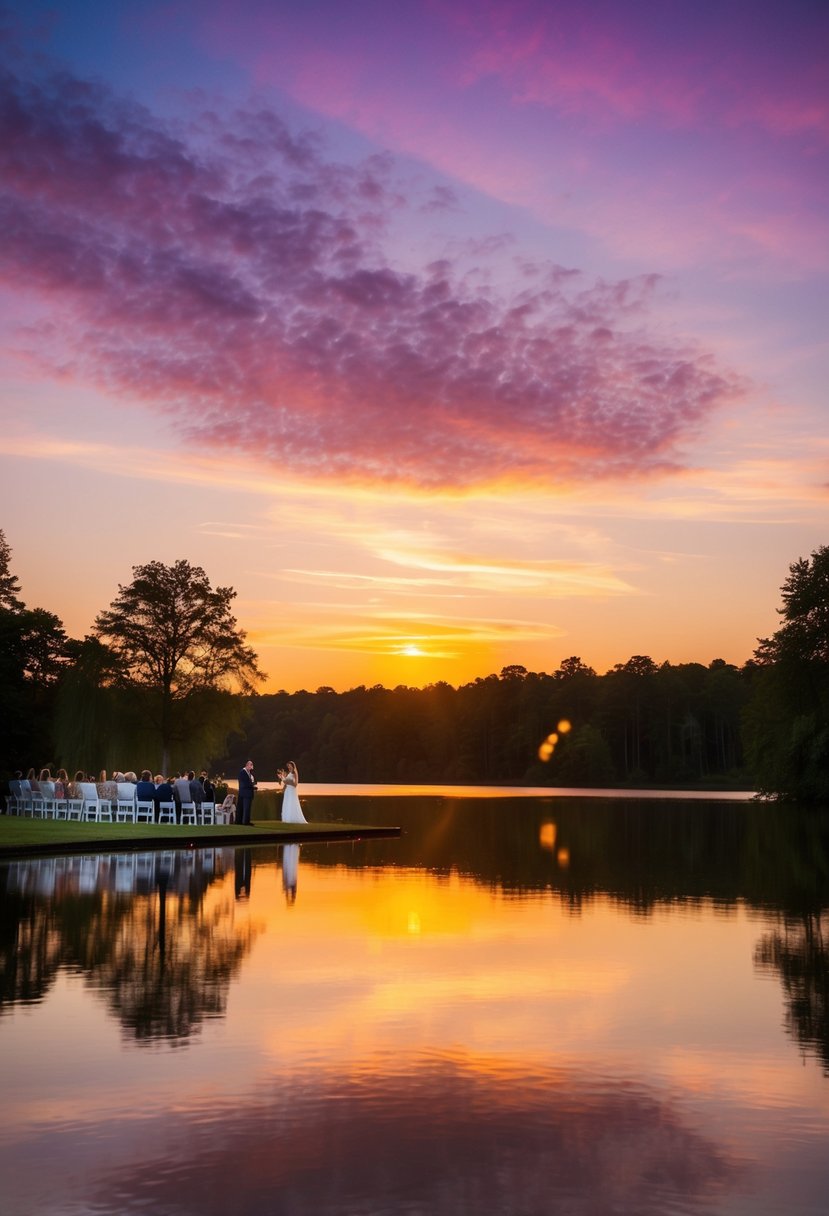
[280,761,307,823]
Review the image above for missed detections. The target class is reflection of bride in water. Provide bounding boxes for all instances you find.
[279,761,307,824]
[282,844,299,905]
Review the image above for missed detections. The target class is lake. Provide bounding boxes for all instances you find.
[2,789,828,1216]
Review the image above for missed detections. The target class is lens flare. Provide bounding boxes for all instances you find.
[539,821,557,850]
[538,721,571,762]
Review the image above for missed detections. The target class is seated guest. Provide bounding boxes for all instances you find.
[153,775,178,821]
[135,769,156,803]
[96,769,118,803]
[200,770,215,802]
[123,771,137,784]
[174,775,192,806]
[26,767,39,793]
[54,768,69,800]
[38,767,56,799]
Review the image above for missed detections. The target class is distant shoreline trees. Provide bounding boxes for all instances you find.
[213,656,753,789]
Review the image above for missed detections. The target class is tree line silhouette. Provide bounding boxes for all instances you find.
[214,655,753,787]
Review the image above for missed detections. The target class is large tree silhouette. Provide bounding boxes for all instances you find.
[746,545,829,801]
[93,559,262,772]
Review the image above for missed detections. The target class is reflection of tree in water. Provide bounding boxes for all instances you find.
[87,876,256,1044]
[755,912,829,1074]
[0,883,62,1009]
[0,852,258,1044]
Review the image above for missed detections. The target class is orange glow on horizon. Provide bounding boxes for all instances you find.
[1,421,806,695]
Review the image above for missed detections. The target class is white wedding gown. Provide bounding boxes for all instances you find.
[281,775,307,823]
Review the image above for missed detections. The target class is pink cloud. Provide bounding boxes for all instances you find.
[0,59,741,489]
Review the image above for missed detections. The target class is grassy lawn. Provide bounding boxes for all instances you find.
[0,815,396,856]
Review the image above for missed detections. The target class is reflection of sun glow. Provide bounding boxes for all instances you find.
[540,821,557,851]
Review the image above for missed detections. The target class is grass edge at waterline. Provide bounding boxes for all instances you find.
[0,817,401,857]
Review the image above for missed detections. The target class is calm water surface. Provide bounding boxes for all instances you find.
[2,791,828,1216]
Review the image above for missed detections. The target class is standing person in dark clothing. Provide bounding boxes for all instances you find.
[237,760,257,826]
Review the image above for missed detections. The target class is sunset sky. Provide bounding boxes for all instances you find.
[1,0,826,691]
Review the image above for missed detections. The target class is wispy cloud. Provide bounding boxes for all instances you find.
[271,554,634,597]
[0,54,740,489]
[249,605,561,659]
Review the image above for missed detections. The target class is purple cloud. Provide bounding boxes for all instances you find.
[0,59,740,488]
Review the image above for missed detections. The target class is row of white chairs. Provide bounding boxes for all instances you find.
[5,782,233,826]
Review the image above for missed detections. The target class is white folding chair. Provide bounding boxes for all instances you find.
[135,799,155,824]
[180,801,198,826]
[38,782,57,819]
[65,797,84,821]
[157,800,177,825]
[200,801,215,825]
[79,782,104,822]
[115,783,137,823]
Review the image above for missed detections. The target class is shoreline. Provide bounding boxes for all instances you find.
[277,781,758,800]
[0,818,401,859]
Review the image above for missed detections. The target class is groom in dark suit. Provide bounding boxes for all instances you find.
[238,759,257,826]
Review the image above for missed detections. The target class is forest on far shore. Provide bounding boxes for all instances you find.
[214,656,754,789]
